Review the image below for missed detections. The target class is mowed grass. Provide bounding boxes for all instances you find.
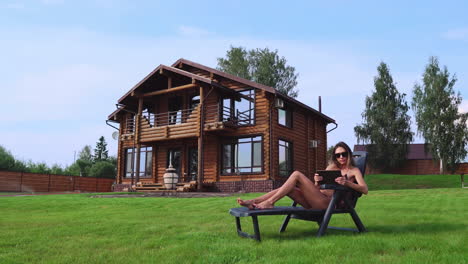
[0,174,467,264]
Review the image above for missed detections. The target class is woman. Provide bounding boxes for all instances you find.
[237,142,368,210]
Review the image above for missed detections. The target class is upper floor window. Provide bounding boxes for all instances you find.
[222,136,262,174]
[278,104,292,128]
[222,89,255,126]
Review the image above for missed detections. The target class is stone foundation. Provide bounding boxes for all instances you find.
[113,184,132,192]
[212,180,286,193]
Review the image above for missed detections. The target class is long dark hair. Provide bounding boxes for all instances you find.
[329,141,355,168]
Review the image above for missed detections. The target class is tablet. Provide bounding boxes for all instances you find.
[316,170,342,185]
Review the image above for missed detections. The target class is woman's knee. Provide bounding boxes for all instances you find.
[291,170,306,178]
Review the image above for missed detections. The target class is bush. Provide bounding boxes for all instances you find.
[89,161,116,179]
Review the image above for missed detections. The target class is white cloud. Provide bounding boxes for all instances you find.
[442,28,468,41]
[41,0,64,5]
[178,25,212,38]
[4,2,25,9]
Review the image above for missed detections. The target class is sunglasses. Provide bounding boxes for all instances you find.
[334,152,348,158]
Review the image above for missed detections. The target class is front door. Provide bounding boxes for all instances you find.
[187,147,198,182]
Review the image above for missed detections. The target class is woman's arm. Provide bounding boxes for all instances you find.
[336,167,368,194]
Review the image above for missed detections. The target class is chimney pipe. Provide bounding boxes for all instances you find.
[319,96,322,112]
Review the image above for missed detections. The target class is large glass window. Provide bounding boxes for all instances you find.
[222,136,262,174]
[222,89,255,126]
[124,146,153,178]
[279,140,292,177]
[278,105,292,128]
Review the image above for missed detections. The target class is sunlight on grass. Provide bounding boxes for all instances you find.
[0,175,467,263]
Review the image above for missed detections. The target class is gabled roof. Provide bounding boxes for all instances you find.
[171,58,276,93]
[172,58,335,123]
[117,64,213,104]
[353,144,433,160]
[110,58,335,124]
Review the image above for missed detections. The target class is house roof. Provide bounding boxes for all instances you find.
[353,144,433,160]
[109,58,335,124]
[172,58,335,123]
[117,64,213,104]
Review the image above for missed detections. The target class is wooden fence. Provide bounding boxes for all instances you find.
[0,170,115,193]
[365,161,468,175]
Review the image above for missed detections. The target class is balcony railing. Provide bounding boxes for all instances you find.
[134,103,255,142]
[143,108,198,127]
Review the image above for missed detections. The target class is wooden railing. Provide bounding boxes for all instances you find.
[136,103,254,142]
[124,115,135,134]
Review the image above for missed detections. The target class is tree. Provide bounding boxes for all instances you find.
[89,161,116,179]
[326,146,335,163]
[216,46,251,80]
[64,162,80,176]
[93,136,109,162]
[354,62,413,171]
[412,56,468,173]
[217,46,299,97]
[72,145,94,176]
[27,161,50,174]
[79,145,93,162]
[0,145,15,170]
[50,164,64,175]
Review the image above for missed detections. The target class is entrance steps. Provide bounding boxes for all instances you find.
[134,181,197,192]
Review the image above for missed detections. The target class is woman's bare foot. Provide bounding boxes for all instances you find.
[253,200,274,209]
[237,198,255,209]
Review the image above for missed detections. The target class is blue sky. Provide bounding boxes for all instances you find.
[1,0,467,167]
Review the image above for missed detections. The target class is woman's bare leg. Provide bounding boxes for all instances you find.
[238,187,313,209]
[237,189,280,209]
[254,171,330,209]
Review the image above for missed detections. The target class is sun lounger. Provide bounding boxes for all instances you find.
[229,151,368,241]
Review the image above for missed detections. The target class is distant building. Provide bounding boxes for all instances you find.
[353,144,440,175]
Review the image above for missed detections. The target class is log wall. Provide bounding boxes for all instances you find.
[0,171,114,192]
[270,101,328,180]
[117,88,331,187]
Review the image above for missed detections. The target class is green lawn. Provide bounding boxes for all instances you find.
[0,175,467,264]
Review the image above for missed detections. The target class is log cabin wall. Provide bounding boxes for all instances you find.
[111,59,335,191]
[270,101,328,181]
[215,89,271,182]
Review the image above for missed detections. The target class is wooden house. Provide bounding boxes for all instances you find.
[353,144,440,174]
[107,59,336,192]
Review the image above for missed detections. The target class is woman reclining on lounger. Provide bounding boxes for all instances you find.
[237,142,368,210]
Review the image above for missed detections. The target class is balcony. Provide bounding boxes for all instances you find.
[130,103,254,142]
[139,106,200,142]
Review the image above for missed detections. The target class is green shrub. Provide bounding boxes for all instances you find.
[89,161,116,178]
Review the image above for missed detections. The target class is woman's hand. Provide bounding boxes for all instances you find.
[314,173,323,184]
[335,176,348,186]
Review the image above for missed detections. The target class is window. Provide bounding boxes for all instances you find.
[221,89,255,126]
[278,105,292,128]
[124,146,153,178]
[222,136,262,174]
[279,140,292,177]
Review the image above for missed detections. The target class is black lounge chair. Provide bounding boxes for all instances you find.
[229,151,368,241]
